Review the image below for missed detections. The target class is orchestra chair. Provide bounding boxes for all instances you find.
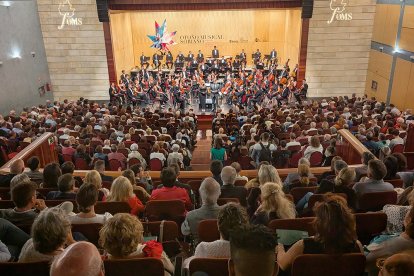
[95,201,131,215]
[391,144,404,154]
[104,258,164,276]
[0,261,50,276]
[309,151,323,167]
[268,218,315,236]
[62,154,74,162]
[128,158,141,168]
[75,158,90,170]
[217,198,240,206]
[149,159,163,171]
[189,258,230,276]
[387,178,404,188]
[291,254,366,276]
[144,200,186,227]
[357,191,397,212]
[290,186,318,204]
[108,159,122,171]
[355,212,387,245]
[72,223,102,247]
[234,179,247,187]
[198,219,220,242]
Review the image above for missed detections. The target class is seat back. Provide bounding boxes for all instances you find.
[268,217,315,236]
[355,212,387,245]
[62,154,73,162]
[309,151,323,167]
[234,179,247,187]
[144,200,186,226]
[128,158,141,167]
[104,258,165,276]
[217,198,240,206]
[72,223,102,247]
[387,178,404,188]
[142,220,179,242]
[0,200,15,209]
[391,144,404,153]
[291,253,366,276]
[75,158,89,169]
[290,186,318,203]
[198,219,220,242]
[289,151,303,168]
[108,159,122,171]
[189,258,229,276]
[150,159,163,171]
[0,261,49,276]
[95,201,131,214]
[307,193,347,209]
[358,191,397,212]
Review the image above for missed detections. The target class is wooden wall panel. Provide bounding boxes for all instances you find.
[400,28,414,53]
[372,4,399,46]
[405,64,414,110]
[390,58,411,109]
[365,70,389,102]
[110,9,301,79]
[367,50,393,79]
[402,6,414,29]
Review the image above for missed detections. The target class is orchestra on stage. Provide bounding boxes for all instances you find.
[108,47,308,112]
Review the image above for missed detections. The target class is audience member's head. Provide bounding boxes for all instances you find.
[10,173,31,189]
[10,158,25,175]
[334,167,356,187]
[361,151,376,166]
[58,174,75,193]
[43,163,62,188]
[384,155,399,179]
[84,170,102,189]
[51,241,104,276]
[76,183,98,213]
[99,213,144,258]
[61,161,75,175]
[258,165,281,186]
[368,159,387,181]
[160,167,177,187]
[229,224,278,276]
[210,160,223,176]
[122,169,136,185]
[107,176,133,202]
[93,160,105,173]
[260,182,296,219]
[199,177,221,205]
[392,153,408,172]
[230,162,243,175]
[218,203,249,241]
[26,156,40,172]
[221,166,237,185]
[11,182,37,209]
[378,250,414,276]
[334,160,348,175]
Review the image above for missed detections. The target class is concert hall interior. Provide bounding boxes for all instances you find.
[2,0,414,276]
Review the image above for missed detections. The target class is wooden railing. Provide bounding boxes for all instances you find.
[0,130,369,179]
[0,133,58,173]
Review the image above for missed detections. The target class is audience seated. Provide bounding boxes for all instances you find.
[41,163,62,188]
[220,166,247,207]
[84,170,109,200]
[231,162,248,182]
[0,218,30,261]
[303,136,323,160]
[277,194,363,273]
[108,144,127,170]
[181,177,221,242]
[50,241,104,276]
[19,209,75,262]
[283,163,316,193]
[46,174,77,200]
[105,176,144,216]
[283,158,313,187]
[251,132,276,166]
[69,184,112,224]
[99,213,174,275]
[121,169,150,202]
[0,159,24,187]
[156,164,194,203]
[127,143,147,169]
[24,156,43,183]
[229,224,278,276]
[377,250,414,276]
[184,203,249,269]
[210,160,224,186]
[251,182,296,225]
[94,160,113,183]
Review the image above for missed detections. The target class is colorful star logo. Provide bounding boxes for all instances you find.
[147,19,177,52]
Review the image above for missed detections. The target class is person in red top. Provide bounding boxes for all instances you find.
[108,144,127,169]
[150,167,193,211]
[105,176,144,215]
[61,140,76,156]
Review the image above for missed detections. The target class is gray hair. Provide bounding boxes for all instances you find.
[10,174,31,190]
[172,144,180,152]
[221,166,237,185]
[298,158,310,166]
[258,165,282,186]
[199,177,221,205]
[130,143,138,151]
[334,160,348,174]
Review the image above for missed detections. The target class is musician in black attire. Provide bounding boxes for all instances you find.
[199,81,207,111]
[166,51,173,69]
[300,79,308,99]
[109,82,122,104]
[140,52,148,68]
[210,78,221,112]
[126,83,137,106]
[250,86,264,108]
[269,48,277,66]
[152,53,160,69]
[254,49,261,65]
[197,50,204,63]
[188,51,194,60]
[212,46,219,59]
[120,70,127,82]
[240,49,247,69]
[176,52,184,62]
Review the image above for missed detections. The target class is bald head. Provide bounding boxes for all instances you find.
[51,242,103,276]
[10,159,24,174]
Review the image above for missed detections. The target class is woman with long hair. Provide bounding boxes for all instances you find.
[277,194,363,272]
[251,182,296,225]
[105,176,144,216]
[285,164,316,193]
[210,137,227,162]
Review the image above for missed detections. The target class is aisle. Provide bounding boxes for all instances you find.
[190,130,212,171]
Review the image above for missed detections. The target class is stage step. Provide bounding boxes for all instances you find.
[190,130,213,171]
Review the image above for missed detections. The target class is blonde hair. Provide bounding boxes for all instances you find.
[258,165,282,186]
[99,213,143,257]
[260,182,296,219]
[107,176,133,202]
[298,164,310,186]
[334,167,356,187]
[84,170,102,189]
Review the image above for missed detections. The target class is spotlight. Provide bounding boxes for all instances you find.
[393,47,400,53]
[379,47,383,52]
[0,1,11,7]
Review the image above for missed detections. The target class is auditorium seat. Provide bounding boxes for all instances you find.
[102,181,112,189]
[391,144,404,153]
[72,223,102,247]
[149,159,163,171]
[104,258,165,276]
[387,178,404,188]
[189,258,230,276]
[144,200,186,226]
[75,158,90,170]
[355,212,387,245]
[290,186,318,204]
[290,254,366,276]
[62,154,74,162]
[268,217,315,236]
[95,201,131,214]
[108,159,122,171]
[217,198,240,206]
[309,151,323,167]
[307,193,347,210]
[234,179,247,187]
[128,158,141,167]
[198,219,220,242]
[357,191,397,212]
[0,261,49,276]
[289,151,303,168]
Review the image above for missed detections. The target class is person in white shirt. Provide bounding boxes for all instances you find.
[303,136,323,159]
[389,129,404,149]
[149,143,166,163]
[167,144,184,167]
[286,133,301,148]
[251,132,277,166]
[127,143,147,169]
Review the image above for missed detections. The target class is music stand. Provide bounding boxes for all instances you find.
[264,55,270,60]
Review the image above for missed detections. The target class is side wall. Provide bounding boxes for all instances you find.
[0,1,53,115]
[306,0,377,97]
[366,0,414,110]
[37,0,109,101]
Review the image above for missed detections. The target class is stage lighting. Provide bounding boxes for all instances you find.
[10,47,21,59]
[0,1,11,7]
[393,47,400,53]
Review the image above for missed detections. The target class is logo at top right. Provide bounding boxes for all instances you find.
[327,0,353,24]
